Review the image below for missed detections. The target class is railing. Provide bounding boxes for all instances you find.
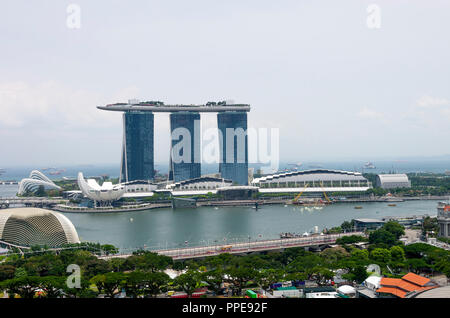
[99,231,365,260]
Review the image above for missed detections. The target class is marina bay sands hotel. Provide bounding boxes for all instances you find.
[97,100,250,185]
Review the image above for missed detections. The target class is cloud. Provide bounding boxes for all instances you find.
[0,81,136,131]
[357,107,385,120]
[416,95,450,108]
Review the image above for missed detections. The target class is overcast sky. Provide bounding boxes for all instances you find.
[1,0,449,167]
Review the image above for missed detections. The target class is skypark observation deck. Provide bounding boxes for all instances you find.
[97,102,251,113]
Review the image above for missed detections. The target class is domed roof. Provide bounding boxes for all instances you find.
[0,208,80,247]
[18,170,62,195]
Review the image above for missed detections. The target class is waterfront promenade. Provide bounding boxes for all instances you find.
[0,197,68,209]
[99,232,365,261]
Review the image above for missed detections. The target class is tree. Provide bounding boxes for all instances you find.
[422,216,439,236]
[434,255,450,278]
[225,265,258,296]
[390,246,406,263]
[403,243,435,259]
[335,235,367,245]
[174,270,203,297]
[349,266,369,284]
[309,266,334,286]
[101,244,119,256]
[369,229,397,247]
[287,252,323,274]
[83,259,111,278]
[383,221,405,240]
[0,276,41,298]
[14,267,27,279]
[126,251,172,272]
[62,277,97,298]
[284,272,307,283]
[202,269,224,295]
[109,258,126,272]
[255,269,285,290]
[143,272,171,298]
[351,249,369,262]
[370,248,391,264]
[23,254,66,277]
[90,272,125,298]
[341,220,355,232]
[320,247,350,265]
[0,265,16,281]
[406,258,428,274]
[121,271,147,298]
[39,276,65,298]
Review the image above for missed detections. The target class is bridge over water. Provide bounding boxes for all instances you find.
[99,232,365,261]
[0,197,68,209]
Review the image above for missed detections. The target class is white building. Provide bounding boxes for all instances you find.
[252,169,372,194]
[77,172,125,205]
[18,170,61,195]
[375,174,411,189]
[166,177,232,192]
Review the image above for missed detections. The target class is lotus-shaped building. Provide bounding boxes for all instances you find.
[77,172,125,205]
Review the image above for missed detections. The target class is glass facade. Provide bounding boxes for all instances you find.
[217,111,248,185]
[120,111,154,182]
[169,112,201,182]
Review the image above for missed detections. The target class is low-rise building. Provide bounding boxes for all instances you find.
[375,174,411,189]
[353,218,385,231]
[304,286,337,298]
[166,177,232,192]
[376,272,438,298]
[252,169,372,194]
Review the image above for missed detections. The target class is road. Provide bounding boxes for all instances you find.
[100,232,365,260]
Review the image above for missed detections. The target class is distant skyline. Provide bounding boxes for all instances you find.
[1,1,450,166]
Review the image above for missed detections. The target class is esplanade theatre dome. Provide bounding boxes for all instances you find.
[0,208,80,247]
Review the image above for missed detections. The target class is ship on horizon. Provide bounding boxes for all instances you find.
[364,162,376,169]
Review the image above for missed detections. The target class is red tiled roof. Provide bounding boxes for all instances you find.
[402,272,431,287]
[379,278,402,287]
[376,287,407,298]
[396,280,422,292]
[377,273,437,298]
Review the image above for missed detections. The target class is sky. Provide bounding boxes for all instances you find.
[0,0,449,167]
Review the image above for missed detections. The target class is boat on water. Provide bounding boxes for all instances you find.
[292,199,331,207]
[354,206,363,209]
[388,203,397,207]
[364,162,376,169]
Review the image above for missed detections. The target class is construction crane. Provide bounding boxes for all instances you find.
[319,181,332,203]
[293,183,309,203]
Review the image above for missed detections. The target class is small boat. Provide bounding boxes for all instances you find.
[388,203,397,207]
[354,206,363,209]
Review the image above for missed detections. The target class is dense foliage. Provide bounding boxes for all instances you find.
[1,221,449,298]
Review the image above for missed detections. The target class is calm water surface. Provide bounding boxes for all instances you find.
[0,184,441,251]
[61,200,439,251]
